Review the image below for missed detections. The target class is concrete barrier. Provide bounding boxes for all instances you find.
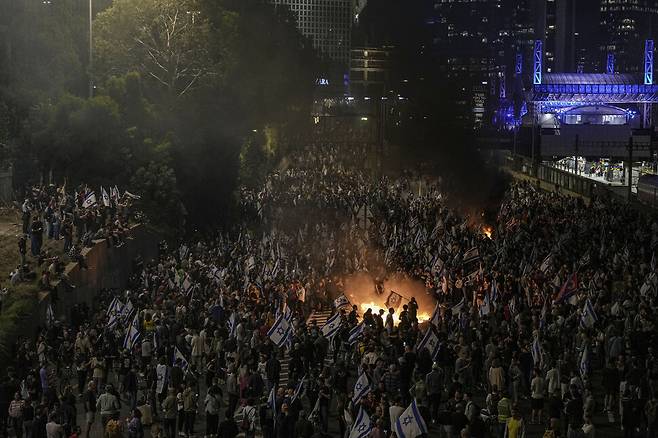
[37,224,159,326]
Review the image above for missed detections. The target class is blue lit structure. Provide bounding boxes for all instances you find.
[533,40,542,85]
[515,53,523,76]
[607,53,615,75]
[646,40,654,85]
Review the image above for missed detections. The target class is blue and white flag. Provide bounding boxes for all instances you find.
[531,337,542,365]
[181,276,194,296]
[267,386,277,417]
[348,322,365,345]
[333,294,351,308]
[120,299,135,322]
[228,312,237,338]
[349,407,372,438]
[352,372,371,405]
[395,399,428,438]
[479,293,491,316]
[416,327,440,357]
[321,313,342,339]
[100,186,110,207]
[82,191,97,209]
[429,302,441,327]
[46,304,55,327]
[173,346,189,372]
[291,375,305,403]
[463,247,479,264]
[123,314,141,350]
[491,279,499,303]
[106,298,123,329]
[580,345,589,379]
[540,254,552,274]
[451,296,466,314]
[267,314,291,347]
[579,298,598,329]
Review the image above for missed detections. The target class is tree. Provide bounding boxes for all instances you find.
[130,161,185,234]
[93,0,236,99]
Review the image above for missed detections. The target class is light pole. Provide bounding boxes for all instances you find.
[88,0,93,98]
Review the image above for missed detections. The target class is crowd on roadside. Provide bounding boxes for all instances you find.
[6,183,137,295]
[0,143,656,438]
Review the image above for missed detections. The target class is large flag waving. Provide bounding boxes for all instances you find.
[385,291,403,309]
[395,399,428,438]
[82,191,97,209]
[348,322,364,345]
[352,372,371,405]
[173,346,190,372]
[333,294,351,309]
[101,187,110,207]
[416,327,440,358]
[123,314,141,350]
[554,272,578,304]
[267,314,291,347]
[349,407,372,438]
[579,298,598,329]
[429,302,441,327]
[321,313,342,339]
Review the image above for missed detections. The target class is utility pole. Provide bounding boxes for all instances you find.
[88,0,93,98]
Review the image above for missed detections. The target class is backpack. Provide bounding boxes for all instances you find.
[240,407,255,431]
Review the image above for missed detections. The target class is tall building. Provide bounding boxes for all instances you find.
[271,0,354,70]
[599,0,658,74]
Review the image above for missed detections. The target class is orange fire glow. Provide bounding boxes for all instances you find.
[482,225,493,239]
[357,301,432,324]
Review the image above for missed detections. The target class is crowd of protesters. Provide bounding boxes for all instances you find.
[0,143,657,438]
[7,183,136,297]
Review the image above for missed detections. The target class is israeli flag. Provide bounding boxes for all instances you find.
[82,191,97,209]
[267,314,291,347]
[321,313,342,339]
[182,276,194,296]
[333,294,351,308]
[106,298,124,329]
[291,375,305,403]
[395,399,428,438]
[101,186,110,207]
[463,247,479,264]
[267,386,277,415]
[580,345,589,379]
[479,293,491,316]
[352,372,371,405]
[490,279,499,303]
[429,302,441,327]
[123,314,141,350]
[531,337,542,365]
[579,298,598,329]
[348,322,364,345]
[245,256,256,274]
[228,312,237,339]
[349,407,372,438]
[46,304,55,327]
[416,327,440,357]
[173,346,189,372]
[451,296,466,314]
[120,299,135,322]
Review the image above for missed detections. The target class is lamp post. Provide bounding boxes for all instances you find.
[88,0,93,98]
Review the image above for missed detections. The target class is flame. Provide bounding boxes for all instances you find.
[482,225,493,239]
[358,302,431,324]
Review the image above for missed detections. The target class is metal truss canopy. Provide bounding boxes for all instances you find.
[532,73,658,104]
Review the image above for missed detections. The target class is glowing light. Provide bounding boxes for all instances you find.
[482,225,493,239]
[357,302,431,324]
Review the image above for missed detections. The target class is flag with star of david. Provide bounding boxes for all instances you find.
[352,371,371,405]
[416,326,440,358]
[395,399,428,438]
[349,407,372,438]
[267,314,291,347]
[321,312,342,339]
[348,322,364,345]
